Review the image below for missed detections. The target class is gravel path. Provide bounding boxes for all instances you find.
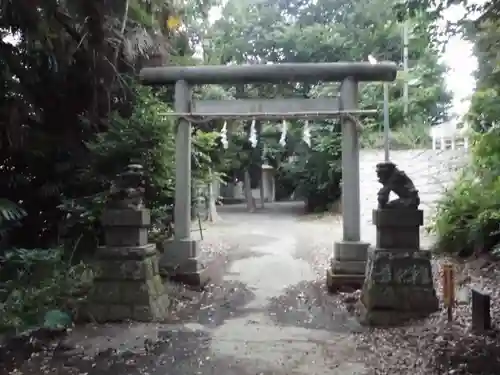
[5,202,368,375]
[167,201,368,375]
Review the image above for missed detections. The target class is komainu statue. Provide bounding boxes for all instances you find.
[376,162,420,209]
[108,164,146,210]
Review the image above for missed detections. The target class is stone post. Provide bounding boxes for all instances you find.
[357,164,439,326]
[174,80,192,240]
[88,165,169,322]
[158,80,214,287]
[327,77,370,291]
[261,164,275,203]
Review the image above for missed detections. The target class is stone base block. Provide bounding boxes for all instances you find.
[372,209,424,227]
[327,241,369,293]
[88,243,170,323]
[97,243,157,260]
[88,293,170,323]
[358,248,439,326]
[333,241,370,261]
[159,239,199,266]
[101,209,150,247]
[356,300,435,326]
[104,227,148,247]
[167,258,223,289]
[331,259,367,274]
[373,209,423,250]
[101,208,151,227]
[326,269,364,292]
[159,239,223,288]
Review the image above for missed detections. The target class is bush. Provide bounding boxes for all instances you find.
[59,85,220,254]
[431,128,500,257]
[277,122,342,213]
[360,121,432,149]
[0,248,92,334]
[55,85,176,258]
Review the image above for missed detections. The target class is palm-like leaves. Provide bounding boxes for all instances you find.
[0,199,26,237]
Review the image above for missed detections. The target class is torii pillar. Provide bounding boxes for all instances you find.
[326,77,368,291]
[140,62,397,288]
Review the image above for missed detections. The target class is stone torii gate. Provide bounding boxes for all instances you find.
[140,62,397,288]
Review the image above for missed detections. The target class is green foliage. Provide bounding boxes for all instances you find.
[464,17,500,132]
[361,122,432,149]
[56,86,176,255]
[60,85,220,251]
[0,0,219,334]
[43,309,73,330]
[431,129,500,257]
[86,85,176,207]
[0,199,27,239]
[208,0,451,132]
[0,248,92,334]
[192,129,223,183]
[203,0,451,208]
[0,199,26,225]
[467,88,500,132]
[431,173,500,256]
[278,122,342,212]
[429,2,500,258]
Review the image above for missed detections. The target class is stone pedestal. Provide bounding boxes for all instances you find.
[357,209,439,326]
[373,209,423,250]
[88,208,169,322]
[358,249,438,325]
[159,239,221,288]
[327,241,370,291]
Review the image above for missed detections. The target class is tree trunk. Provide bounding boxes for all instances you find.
[244,169,255,212]
[258,121,265,208]
[207,171,220,222]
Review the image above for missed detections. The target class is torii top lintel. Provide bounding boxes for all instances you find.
[140,62,398,85]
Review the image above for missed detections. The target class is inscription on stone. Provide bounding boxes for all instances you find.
[370,253,432,286]
[393,259,432,286]
[372,258,392,284]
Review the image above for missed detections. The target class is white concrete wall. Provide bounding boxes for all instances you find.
[429,122,470,150]
[359,149,469,247]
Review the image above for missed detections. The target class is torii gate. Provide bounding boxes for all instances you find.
[140,62,397,288]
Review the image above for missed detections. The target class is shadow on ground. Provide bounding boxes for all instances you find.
[2,328,295,375]
[433,331,500,374]
[166,280,256,327]
[267,280,365,333]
